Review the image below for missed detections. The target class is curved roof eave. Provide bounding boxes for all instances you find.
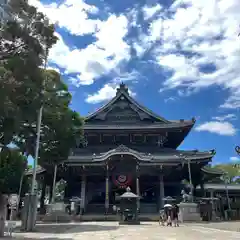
[201,166,224,175]
[83,121,195,130]
[92,144,153,162]
[92,152,153,162]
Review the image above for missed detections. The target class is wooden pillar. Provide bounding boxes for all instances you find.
[187,159,193,201]
[159,173,165,209]
[80,174,86,214]
[200,180,205,197]
[136,164,140,210]
[105,164,109,214]
[187,160,193,187]
[210,190,216,220]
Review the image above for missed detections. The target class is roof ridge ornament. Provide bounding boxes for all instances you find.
[116,83,129,95]
[116,144,130,152]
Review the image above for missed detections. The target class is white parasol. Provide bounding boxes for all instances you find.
[164,203,172,208]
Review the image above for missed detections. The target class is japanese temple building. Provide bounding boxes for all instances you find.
[33,83,224,215]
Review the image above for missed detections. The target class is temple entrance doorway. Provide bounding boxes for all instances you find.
[110,173,136,204]
[109,154,138,205]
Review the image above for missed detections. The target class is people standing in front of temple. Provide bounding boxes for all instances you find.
[159,208,165,226]
[165,207,172,226]
[172,204,179,227]
[164,204,173,226]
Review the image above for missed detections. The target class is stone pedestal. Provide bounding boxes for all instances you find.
[42,202,71,223]
[119,211,140,225]
[178,202,201,222]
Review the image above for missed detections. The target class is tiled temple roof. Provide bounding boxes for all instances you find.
[26,147,216,175]
[85,83,195,131]
[68,145,215,163]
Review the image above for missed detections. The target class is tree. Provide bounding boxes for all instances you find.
[0,0,57,62]
[0,1,84,233]
[0,0,57,146]
[37,70,83,203]
[0,148,28,235]
[211,164,240,184]
[0,0,57,235]
[0,148,28,194]
[13,69,84,206]
[15,69,84,166]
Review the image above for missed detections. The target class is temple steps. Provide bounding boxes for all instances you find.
[77,214,160,222]
[37,214,160,222]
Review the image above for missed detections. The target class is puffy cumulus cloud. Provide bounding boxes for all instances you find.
[136,0,240,109]
[212,114,237,121]
[29,0,130,86]
[195,121,237,136]
[29,0,100,35]
[85,84,136,104]
[29,0,240,108]
[85,84,117,104]
[230,156,240,162]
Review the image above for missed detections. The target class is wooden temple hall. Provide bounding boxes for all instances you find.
[34,83,222,215]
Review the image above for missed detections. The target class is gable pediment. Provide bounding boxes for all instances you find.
[94,97,150,123]
[85,84,169,124]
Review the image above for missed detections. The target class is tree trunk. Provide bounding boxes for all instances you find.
[0,193,7,237]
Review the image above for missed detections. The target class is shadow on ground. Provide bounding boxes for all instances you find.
[5,237,73,240]
[13,223,119,234]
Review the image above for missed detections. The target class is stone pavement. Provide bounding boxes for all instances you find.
[7,221,240,240]
[193,221,240,232]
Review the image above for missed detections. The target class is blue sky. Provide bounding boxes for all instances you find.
[27,0,240,166]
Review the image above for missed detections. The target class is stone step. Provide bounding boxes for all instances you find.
[78,214,160,222]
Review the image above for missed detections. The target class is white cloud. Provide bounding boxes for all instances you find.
[164,97,176,103]
[85,84,117,104]
[136,0,240,109]
[230,156,240,162]
[112,69,141,84]
[47,18,129,85]
[29,0,130,86]
[143,4,162,20]
[29,0,240,108]
[29,0,100,36]
[212,114,237,121]
[195,121,237,136]
[85,84,136,104]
